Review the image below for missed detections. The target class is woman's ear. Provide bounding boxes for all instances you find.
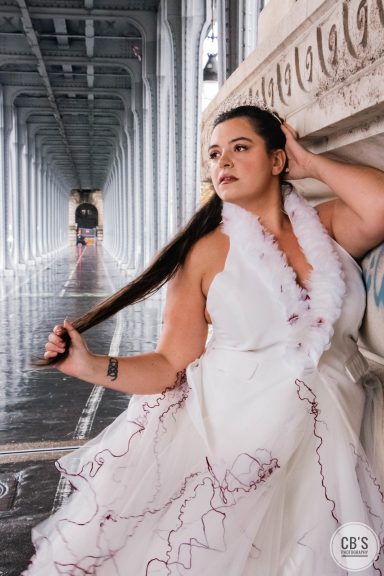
[271,149,287,175]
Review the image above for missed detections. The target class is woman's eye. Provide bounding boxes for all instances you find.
[209,151,220,160]
[234,144,247,151]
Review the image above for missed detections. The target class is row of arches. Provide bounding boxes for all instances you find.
[0,0,264,274]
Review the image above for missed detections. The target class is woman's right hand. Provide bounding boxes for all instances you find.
[44,319,93,378]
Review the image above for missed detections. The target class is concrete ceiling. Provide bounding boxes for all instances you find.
[0,0,161,190]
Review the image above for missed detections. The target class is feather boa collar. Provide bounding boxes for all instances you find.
[221,187,346,370]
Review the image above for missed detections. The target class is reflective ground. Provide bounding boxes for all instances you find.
[0,244,164,575]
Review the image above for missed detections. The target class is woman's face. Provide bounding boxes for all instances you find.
[208,116,284,206]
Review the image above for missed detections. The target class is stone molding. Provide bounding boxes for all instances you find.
[202,0,384,153]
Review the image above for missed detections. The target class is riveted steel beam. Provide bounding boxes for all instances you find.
[15,0,80,187]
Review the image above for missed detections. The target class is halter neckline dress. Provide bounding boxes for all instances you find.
[24,188,384,576]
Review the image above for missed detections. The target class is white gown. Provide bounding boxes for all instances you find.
[24,189,384,575]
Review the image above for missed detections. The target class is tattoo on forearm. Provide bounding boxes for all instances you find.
[107,357,119,381]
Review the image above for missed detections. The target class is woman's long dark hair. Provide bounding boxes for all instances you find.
[38,105,286,366]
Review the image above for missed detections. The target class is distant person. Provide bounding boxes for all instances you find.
[76,233,86,246]
[24,99,384,575]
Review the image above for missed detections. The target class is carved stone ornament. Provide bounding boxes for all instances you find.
[213,92,284,123]
[203,0,384,138]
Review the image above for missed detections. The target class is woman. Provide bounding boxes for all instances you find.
[24,101,384,575]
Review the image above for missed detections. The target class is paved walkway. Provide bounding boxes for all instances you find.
[0,244,164,575]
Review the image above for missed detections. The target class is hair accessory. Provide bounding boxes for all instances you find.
[214,91,283,125]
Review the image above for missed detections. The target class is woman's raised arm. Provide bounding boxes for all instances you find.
[44,241,209,395]
[281,122,384,258]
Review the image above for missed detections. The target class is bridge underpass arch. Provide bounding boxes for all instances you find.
[75,203,98,229]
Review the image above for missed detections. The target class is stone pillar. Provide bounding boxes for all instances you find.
[10,107,20,269]
[63,188,68,247]
[3,96,17,272]
[0,86,5,273]
[166,0,207,225]
[118,136,129,268]
[47,171,53,253]
[125,115,136,269]
[103,182,110,250]
[28,130,37,264]
[116,151,125,265]
[35,149,43,260]
[52,175,57,252]
[55,184,59,251]
[60,188,67,248]
[57,186,62,249]
[132,83,144,270]
[110,164,117,256]
[122,137,127,261]
[157,2,177,247]
[115,167,120,256]
[42,161,48,255]
[55,187,60,251]
[17,112,29,268]
[142,78,156,264]
[217,0,261,76]
[224,0,240,77]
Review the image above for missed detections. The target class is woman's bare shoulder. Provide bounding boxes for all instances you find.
[186,225,229,272]
[314,199,335,238]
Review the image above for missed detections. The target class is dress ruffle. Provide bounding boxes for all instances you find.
[221,187,346,369]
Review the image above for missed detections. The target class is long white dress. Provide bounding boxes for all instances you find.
[24,189,384,575]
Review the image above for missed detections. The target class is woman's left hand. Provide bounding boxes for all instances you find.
[280,122,317,180]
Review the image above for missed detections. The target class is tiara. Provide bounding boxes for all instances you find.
[213,92,283,125]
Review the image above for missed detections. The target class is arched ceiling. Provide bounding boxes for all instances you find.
[0,0,160,190]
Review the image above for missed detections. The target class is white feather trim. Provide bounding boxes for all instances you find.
[221,187,346,370]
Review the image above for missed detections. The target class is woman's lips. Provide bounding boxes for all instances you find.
[220,176,238,184]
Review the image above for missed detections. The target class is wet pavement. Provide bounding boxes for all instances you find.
[0,244,164,575]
